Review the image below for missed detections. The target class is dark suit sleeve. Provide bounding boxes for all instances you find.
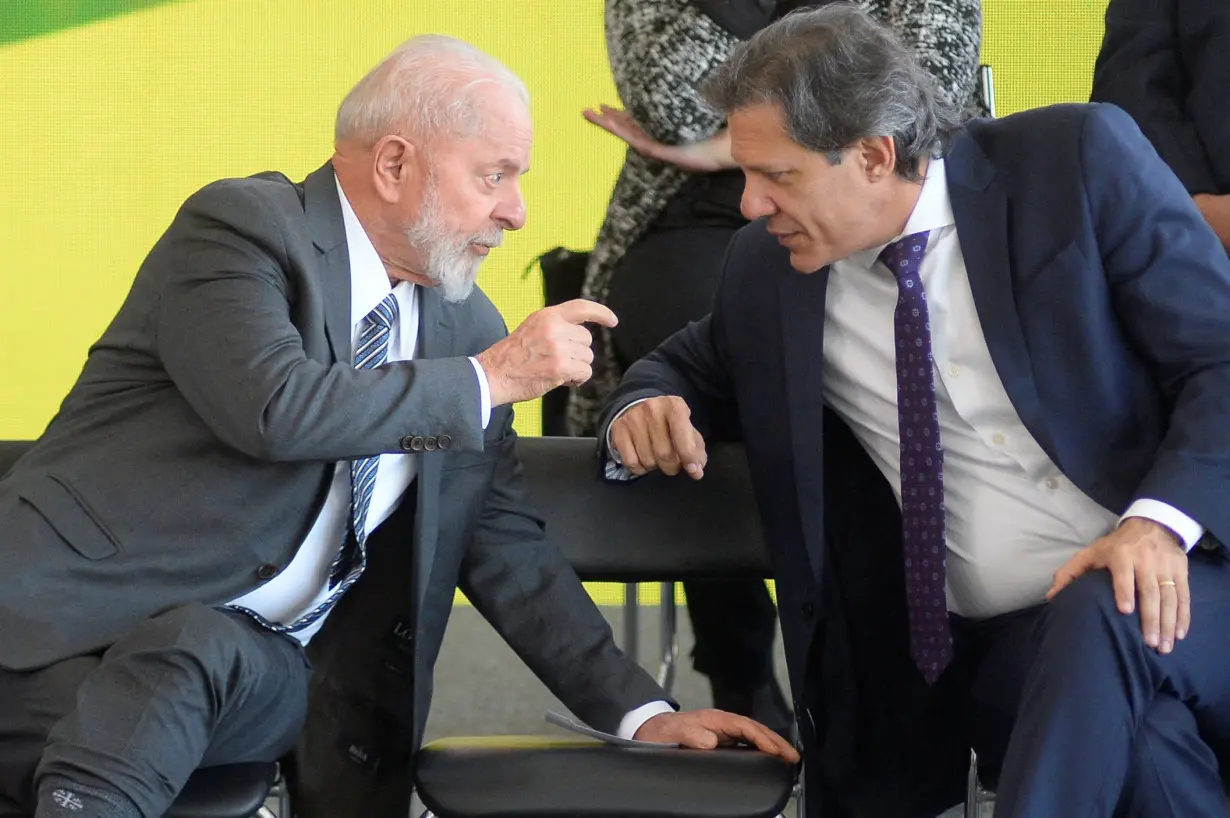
[596,230,744,445]
[456,414,671,734]
[1090,0,1219,194]
[152,182,484,462]
[1178,0,1230,190]
[1081,104,1230,543]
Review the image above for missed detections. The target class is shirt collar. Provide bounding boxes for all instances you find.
[335,174,404,329]
[847,156,956,270]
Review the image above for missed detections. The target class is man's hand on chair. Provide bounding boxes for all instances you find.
[634,710,800,762]
[609,396,708,479]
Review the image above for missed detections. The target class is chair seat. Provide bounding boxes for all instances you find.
[165,762,277,818]
[414,735,795,818]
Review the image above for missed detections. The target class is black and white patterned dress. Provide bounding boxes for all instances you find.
[568,0,986,435]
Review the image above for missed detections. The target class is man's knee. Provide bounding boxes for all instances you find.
[1041,571,1146,650]
[1046,571,1122,624]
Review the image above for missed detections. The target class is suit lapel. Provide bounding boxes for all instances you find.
[304,161,352,364]
[946,138,1058,463]
[412,285,451,618]
[779,267,830,581]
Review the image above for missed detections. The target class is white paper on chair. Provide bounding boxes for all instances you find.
[545,710,681,748]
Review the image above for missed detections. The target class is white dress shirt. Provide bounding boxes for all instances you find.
[822,157,1203,618]
[228,177,490,644]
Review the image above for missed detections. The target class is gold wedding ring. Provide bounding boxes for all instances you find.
[1158,579,1177,587]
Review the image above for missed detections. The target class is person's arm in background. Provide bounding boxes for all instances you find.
[586,0,739,171]
[584,106,735,173]
[1091,0,1230,247]
[1178,0,1230,247]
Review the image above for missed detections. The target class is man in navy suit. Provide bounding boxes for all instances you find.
[598,5,1230,817]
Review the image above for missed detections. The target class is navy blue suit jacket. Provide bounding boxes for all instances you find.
[600,103,1230,816]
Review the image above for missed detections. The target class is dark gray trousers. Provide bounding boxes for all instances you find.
[0,604,311,817]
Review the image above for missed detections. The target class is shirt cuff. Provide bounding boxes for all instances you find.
[1121,499,1205,552]
[617,699,677,740]
[603,399,653,481]
[467,357,492,430]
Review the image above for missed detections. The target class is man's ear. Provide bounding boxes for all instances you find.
[856,135,897,182]
[371,135,418,203]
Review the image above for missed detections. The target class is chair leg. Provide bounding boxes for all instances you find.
[979,65,996,118]
[624,583,639,663]
[656,582,679,694]
[964,748,979,818]
[796,762,806,818]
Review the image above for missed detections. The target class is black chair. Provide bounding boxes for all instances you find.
[414,437,797,818]
[0,440,284,818]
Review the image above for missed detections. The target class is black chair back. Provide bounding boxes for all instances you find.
[515,437,770,582]
[0,437,770,583]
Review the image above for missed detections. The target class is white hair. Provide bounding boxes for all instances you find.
[335,35,529,146]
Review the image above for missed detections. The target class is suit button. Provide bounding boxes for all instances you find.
[399,436,416,452]
[800,601,815,619]
[256,564,278,581]
[410,436,425,452]
[438,435,452,450]
[424,436,438,452]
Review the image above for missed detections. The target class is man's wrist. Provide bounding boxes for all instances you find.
[466,357,493,430]
[473,353,506,408]
[1120,499,1205,552]
[618,699,677,739]
[1120,516,1182,548]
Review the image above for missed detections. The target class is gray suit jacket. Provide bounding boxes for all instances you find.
[0,162,665,744]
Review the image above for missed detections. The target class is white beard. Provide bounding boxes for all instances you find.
[404,181,502,303]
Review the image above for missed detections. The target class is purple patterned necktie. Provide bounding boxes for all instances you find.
[879,230,953,684]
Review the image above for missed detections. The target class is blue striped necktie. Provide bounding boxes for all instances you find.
[232,292,400,635]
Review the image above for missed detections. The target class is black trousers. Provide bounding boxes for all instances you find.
[0,605,310,817]
[607,223,779,689]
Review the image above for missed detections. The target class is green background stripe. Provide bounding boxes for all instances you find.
[0,0,183,47]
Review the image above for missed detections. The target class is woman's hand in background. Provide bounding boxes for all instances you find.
[583,104,736,173]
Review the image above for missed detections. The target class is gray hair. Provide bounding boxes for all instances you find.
[335,35,529,146]
[702,3,963,180]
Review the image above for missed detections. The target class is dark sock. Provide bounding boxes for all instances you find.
[35,778,139,818]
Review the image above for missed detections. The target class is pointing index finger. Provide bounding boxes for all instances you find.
[554,299,618,328]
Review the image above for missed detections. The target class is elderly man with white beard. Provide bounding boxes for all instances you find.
[0,34,798,818]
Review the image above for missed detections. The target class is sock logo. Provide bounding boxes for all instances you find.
[50,790,84,811]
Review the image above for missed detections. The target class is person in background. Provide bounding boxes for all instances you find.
[601,4,1230,816]
[567,0,985,740]
[1091,0,1229,249]
[0,35,796,818]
